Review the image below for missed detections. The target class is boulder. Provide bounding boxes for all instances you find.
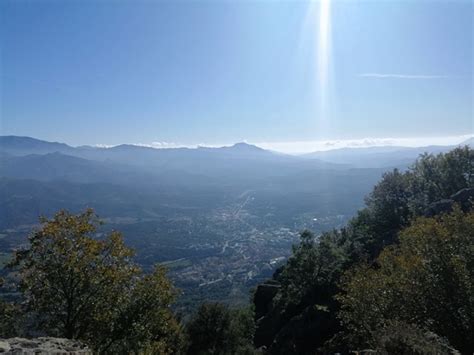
[450,187,474,210]
[0,337,91,354]
[424,188,474,217]
[253,281,280,319]
[424,199,454,217]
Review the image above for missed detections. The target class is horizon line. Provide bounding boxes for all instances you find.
[1,134,472,155]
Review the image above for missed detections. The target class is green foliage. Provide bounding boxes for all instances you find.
[98,265,185,354]
[0,278,20,338]
[251,230,348,353]
[372,320,459,355]
[352,168,411,259]
[253,147,474,353]
[348,146,474,260]
[408,147,474,213]
[7,209,182,354]
[186,302,256,355]
[339,209,474,353]
[276,230,348,310]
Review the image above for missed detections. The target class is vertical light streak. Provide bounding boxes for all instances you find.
[317,0,332,132]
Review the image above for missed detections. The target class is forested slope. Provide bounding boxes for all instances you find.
[253,146,474,354]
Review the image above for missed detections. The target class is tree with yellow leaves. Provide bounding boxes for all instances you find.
[8,209,183,354]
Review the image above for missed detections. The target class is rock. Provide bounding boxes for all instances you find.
[253,281,282,348]
[253,281,280,319]
[424,188,474,217]
[450,187,474,210]
[254,310,282,349]
[0,337,91,354]
[424,199,454,217]
[0,341,11,353]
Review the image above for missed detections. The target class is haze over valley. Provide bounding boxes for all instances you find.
[1,0,472,352]
[1,135,471,307]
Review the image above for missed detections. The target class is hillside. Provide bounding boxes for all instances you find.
[1,136,470,308]
[0,136,381,307]
[252,146,474,354]
[1,146,472,354]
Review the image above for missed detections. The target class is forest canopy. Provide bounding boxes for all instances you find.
[252,147,473,354]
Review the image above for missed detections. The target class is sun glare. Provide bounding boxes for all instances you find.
[317,0,332,135]
[318,0,331,88]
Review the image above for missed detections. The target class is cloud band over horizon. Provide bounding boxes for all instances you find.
[92,134,473,155]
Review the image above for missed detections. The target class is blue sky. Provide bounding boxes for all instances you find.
[1,0,472,151]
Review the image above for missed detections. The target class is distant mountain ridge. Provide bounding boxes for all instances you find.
[1,135,471,171]
[0,135,389,238]
[1,135,470,310]
[0,136,340,178]
[0,136,283,164]
[0,135,74,155]
[302,139,473,168]
[0,136,269,155]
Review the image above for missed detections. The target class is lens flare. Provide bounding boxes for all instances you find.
[317,0,332,129]
[318,0,331,90]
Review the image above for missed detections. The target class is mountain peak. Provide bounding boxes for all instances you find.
[229,142,264,151]
[0,135,72,155]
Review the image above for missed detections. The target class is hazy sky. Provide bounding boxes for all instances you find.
[1,0,472,149]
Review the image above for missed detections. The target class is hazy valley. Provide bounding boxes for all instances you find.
[1,135,471,309]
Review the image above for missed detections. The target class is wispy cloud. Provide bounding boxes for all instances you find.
[359,73,450,80]
[94,142,226,150]
[135,142,188,149]
[257,135,473,154]
[93,135,473,155]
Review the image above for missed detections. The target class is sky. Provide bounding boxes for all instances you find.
[1,0,472,152]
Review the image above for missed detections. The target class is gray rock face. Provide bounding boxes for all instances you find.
[424,187,474,217]
[253,281,280,319]
[0,337,91,354]
[451,187,474,207]
[424,199,455,217]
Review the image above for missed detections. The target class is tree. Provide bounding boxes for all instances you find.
[253,147,474,353]
[347,146,473,261]
[186,303,256,355]
[0,278,20,338]
[339,208,474,354]
[408,147,474,214]
[253,230,348,353]
[106,265,185,354]
[8,209,181,354]
[276,230,347,309]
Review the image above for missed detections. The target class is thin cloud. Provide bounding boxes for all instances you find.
[257,135,473,154]
[92,135,472,154]
[359,73,450,79]
[93,142,226,150]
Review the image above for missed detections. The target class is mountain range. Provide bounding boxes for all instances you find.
[2,135,472,170]
[0,134,472,307]
[1,134,471,229]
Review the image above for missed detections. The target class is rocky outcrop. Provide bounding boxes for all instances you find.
[0,337,91,354]
[253,280,282,348]
[451,187,474,206]
[424,187,474,217]
[424,199,455,217]
[253,281,280,319]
